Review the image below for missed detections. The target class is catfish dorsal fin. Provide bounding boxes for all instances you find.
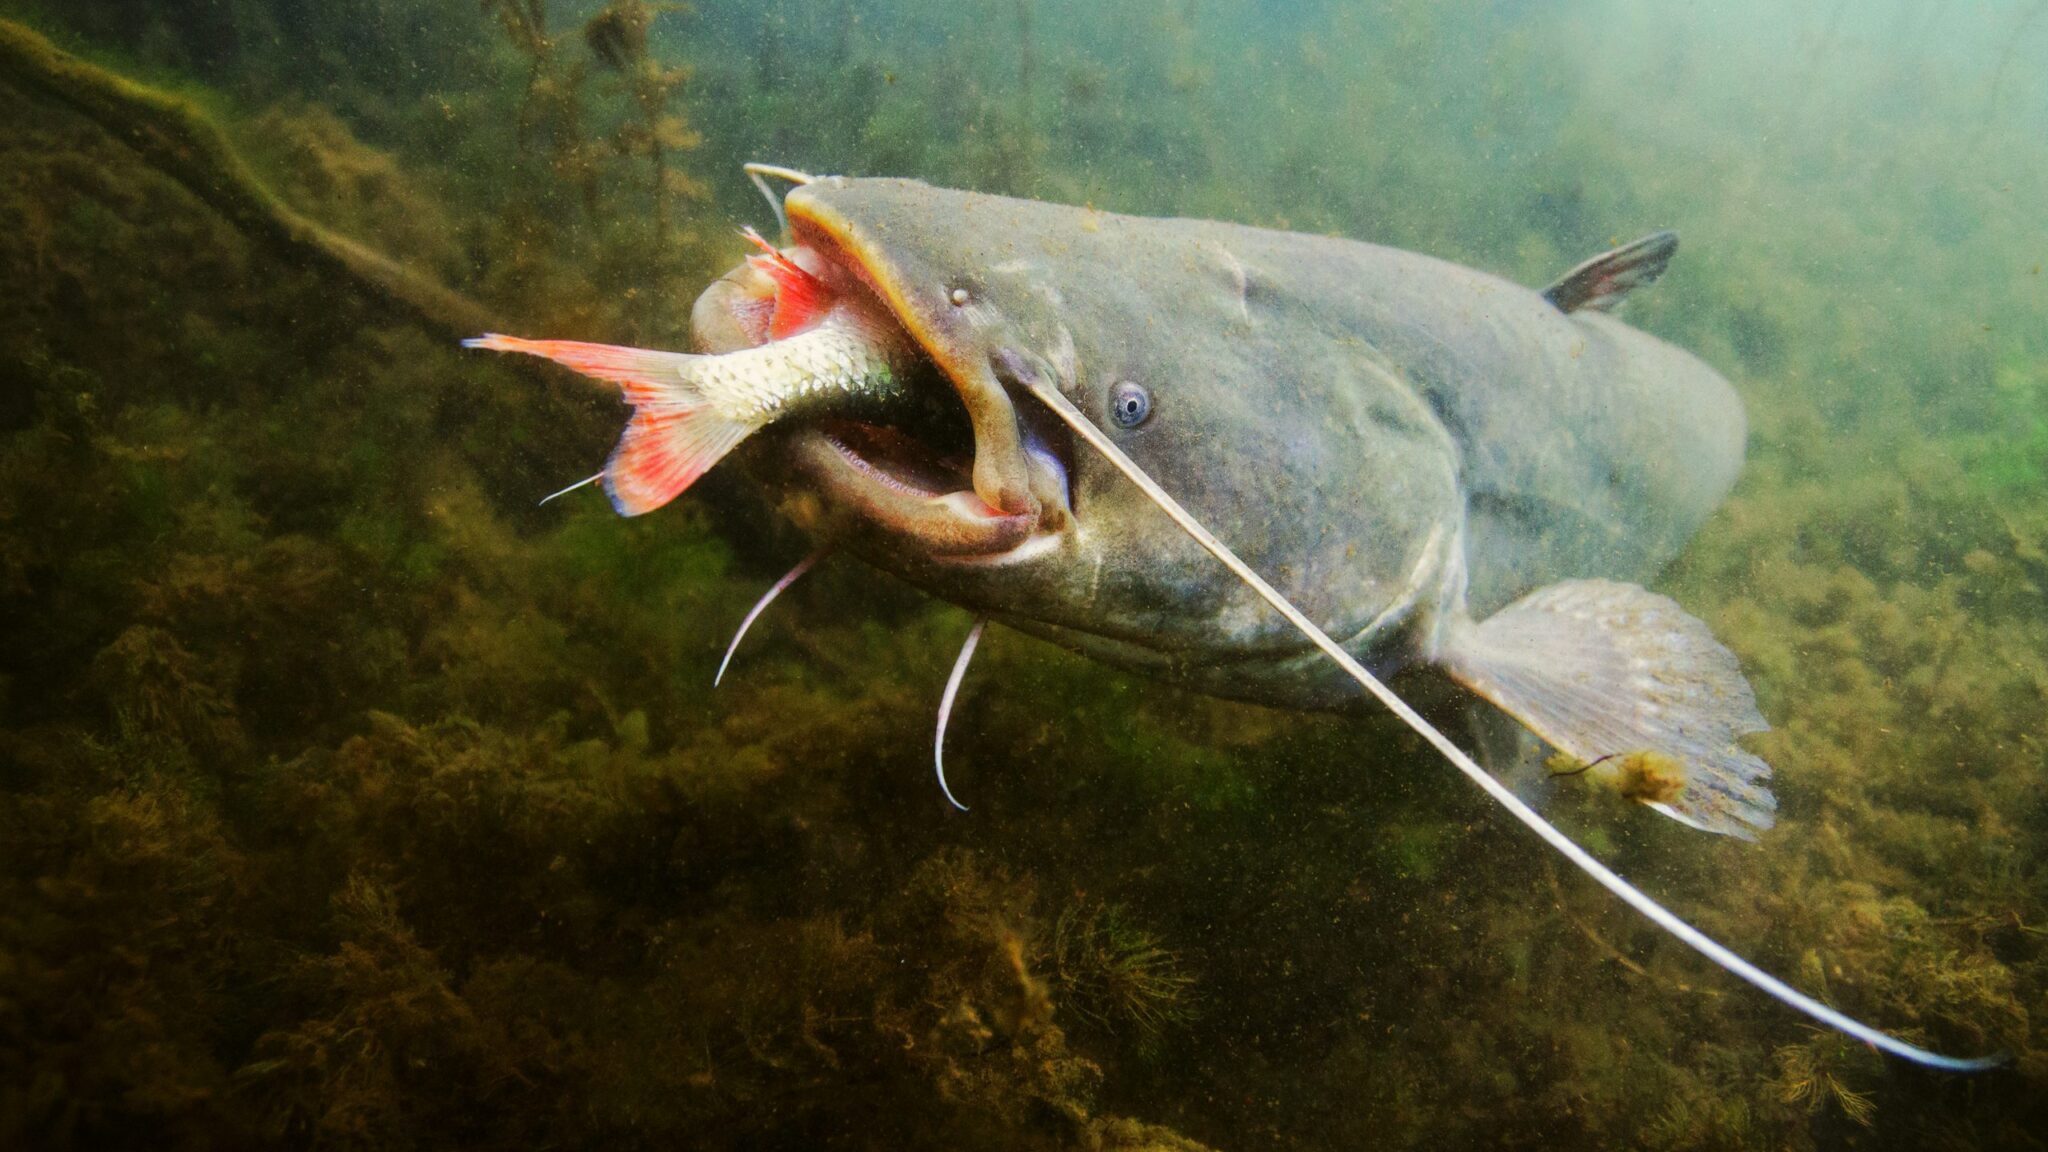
[1541,230,1678,313]
[1012,358,2006,1074]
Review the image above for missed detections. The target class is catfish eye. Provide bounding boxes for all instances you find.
[1109,381,1151,428]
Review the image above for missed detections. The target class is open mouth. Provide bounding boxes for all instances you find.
[817,420,972,503]
[783,368,1068,558]
[696,212,1071,560]
[795,417,1047,557]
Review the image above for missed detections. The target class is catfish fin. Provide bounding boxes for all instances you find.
[464,333,756,516]
[1020,369,2002,1069]
[1437,578,1776,840]
[1541,230,1678,314]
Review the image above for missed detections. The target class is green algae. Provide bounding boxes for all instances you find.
[1052,901,1197,1041]
[0,3,2045,1150]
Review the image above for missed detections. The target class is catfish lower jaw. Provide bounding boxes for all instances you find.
[785,425,1055,557]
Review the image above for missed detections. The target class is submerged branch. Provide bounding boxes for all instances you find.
[0,19,497,341]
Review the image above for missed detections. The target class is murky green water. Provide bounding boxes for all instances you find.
[2,2,2044,1148]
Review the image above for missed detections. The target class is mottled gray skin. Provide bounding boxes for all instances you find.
[749,178,1744,711]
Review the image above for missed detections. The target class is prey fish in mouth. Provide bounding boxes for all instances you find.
[466,229,1019,541]
[465,166,2005,1072]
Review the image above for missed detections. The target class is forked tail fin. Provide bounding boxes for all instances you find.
[1011,359,2007,1074]
[465,333,756,516]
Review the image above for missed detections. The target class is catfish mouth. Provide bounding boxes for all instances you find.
[725,211,1072,561]
[782,379,1067,560]
[788,413,1046,559]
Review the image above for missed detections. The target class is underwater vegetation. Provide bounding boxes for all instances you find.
[1053,901,1197,1042]
[1774,1027,1884,1128]
[477,0,708,339]
[0,1,2045,1149]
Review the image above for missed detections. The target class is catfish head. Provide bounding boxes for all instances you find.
[693,177,1462,705]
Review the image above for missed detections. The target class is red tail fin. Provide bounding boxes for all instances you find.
[464,333,698,408]
[464,333,757,516]
[602,406,755,516]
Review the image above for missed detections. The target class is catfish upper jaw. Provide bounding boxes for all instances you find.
[749,190,1076,560]
[782,363,1072,563]
[785,193,1042,519]
[688,250,1068,562]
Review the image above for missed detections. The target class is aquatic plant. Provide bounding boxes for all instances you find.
[1052,901,1197,1039]
[482,0,597,204]
[1771,1027,1881,1128]
[477,0,706,338]
[90,624,245,756]
[584,2,702,245]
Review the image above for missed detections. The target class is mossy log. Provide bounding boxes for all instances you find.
[0,18,497,341]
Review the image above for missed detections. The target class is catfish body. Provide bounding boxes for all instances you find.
[484,175,1767,836]
[758,179,1743,710]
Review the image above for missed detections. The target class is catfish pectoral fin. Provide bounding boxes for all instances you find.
[1437,578,1777,840]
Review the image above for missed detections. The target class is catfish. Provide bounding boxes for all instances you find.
[465,167,2003,1071]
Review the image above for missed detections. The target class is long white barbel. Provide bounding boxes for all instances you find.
[715,548,829,687]
[934,617,987,812]
[743,162,816,241]
[1018,374,2006,1073]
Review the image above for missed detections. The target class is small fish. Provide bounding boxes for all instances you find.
[464,230,933,516]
